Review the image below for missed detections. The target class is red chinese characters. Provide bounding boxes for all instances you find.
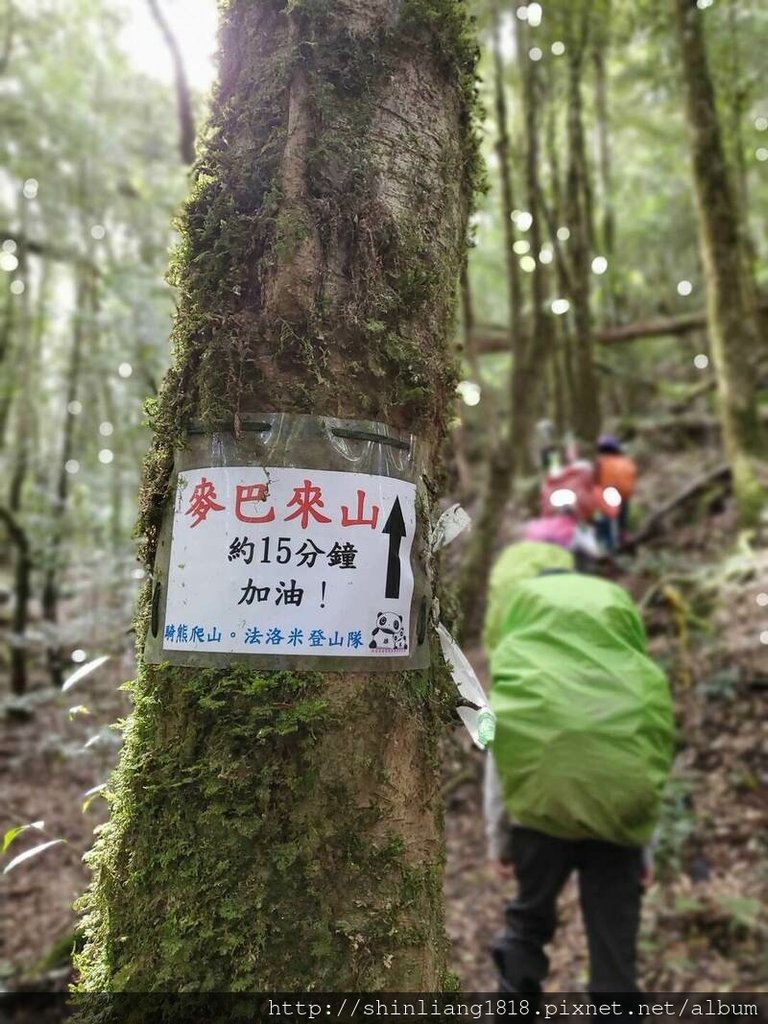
[236,483,276,524]
[284,479,332,529]
[184,474,391,531]
[340,489,380,529]
[185,477,225,528]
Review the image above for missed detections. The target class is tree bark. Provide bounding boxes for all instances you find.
[76,0,477,992]
[673,0,766,525]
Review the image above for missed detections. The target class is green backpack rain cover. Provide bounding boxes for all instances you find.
[484,541,575,654]
[488,566,674,846]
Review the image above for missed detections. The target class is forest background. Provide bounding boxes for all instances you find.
[1,0,767,995]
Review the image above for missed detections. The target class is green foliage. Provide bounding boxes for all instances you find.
[653,774,697,882]
[2,821,44,854]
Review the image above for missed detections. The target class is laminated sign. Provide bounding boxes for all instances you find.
[144,414,430,671]
[163,467,416,659]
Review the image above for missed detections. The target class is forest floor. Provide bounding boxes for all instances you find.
[1,451,767,993]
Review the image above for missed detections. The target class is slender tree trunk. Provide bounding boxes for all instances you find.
[460,260,494,419]
[724,0,757,279]
[102,385,124,554]
[0,2,14,74]
[147,0,196,165]
[455,3,539,644]
[673,0,766,525]
[6,201,30,516]
[76,0,477,992]
[549,324,567,434]
[452,263,476,500]
[492,4,523,348]
[2,505,31,696]
[722,0,763,344]
[41,269,89,687]
[592,14,618,322]
[6,224,32,694]
[593,43,613,261]
[545,105,576,430]
[517,10,553,455]
[0,285,16,451]
[0,189,27,450]
[565,21,601,442]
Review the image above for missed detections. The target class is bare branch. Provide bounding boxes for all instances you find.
[146,0,196,165]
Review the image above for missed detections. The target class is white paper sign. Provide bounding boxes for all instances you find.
[163,466,417,658]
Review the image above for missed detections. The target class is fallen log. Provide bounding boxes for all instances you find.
[632,463,731,545]
[469,300,768,354]
[630,408,768,447]
[598,310,707,344]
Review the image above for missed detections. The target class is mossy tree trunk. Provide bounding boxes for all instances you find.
[76,0,477,993]
[673,0,766,526]
[564,11,601,443]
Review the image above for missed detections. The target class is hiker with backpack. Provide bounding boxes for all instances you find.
[536,432,638,555]
[594,434,638,552]
[483,541,675,996]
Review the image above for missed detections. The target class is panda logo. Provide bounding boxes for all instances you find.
[369,612,408,651]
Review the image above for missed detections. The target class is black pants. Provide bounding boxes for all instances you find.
[492,826,643,994]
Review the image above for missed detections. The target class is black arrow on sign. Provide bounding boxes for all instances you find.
[382,497,406,599]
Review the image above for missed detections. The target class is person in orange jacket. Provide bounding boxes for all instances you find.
[594,435,637,550]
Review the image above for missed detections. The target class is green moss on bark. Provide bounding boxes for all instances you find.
[76,655,454,991]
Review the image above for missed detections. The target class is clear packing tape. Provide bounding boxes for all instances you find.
[436,623,495,750]
[144,413,431,671]
[430,503,472,552]
[430,504,495,750]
